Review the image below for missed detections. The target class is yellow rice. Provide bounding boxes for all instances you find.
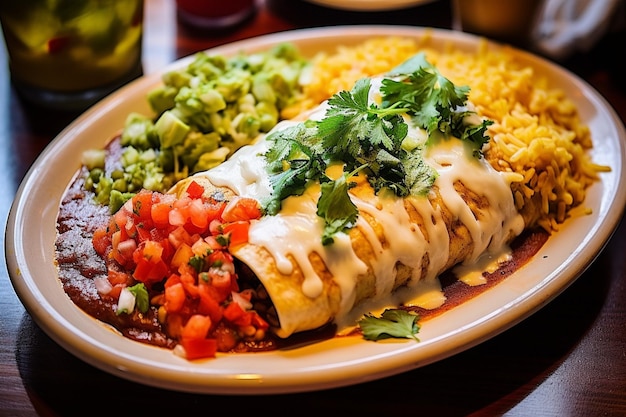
[284,34,610,232]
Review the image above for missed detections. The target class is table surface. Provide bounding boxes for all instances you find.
[2,0,626,415]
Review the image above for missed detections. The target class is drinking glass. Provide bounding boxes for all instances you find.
[0,0,144,111]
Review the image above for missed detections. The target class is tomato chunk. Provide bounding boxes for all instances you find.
[165,282,186,313]
[92,227,110,256]
[185,180,205,199]
[182,314,212,339]
[221,197,262,222]
[181,337,217,360]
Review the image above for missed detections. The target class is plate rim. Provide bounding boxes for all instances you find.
[6,25,626,395]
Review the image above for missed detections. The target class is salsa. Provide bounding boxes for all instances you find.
[57,138,281,359]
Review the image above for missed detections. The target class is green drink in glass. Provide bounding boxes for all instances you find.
[0,0,144,111]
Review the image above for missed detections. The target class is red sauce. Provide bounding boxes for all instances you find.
[408,228,549,321]
[56,166,178,349]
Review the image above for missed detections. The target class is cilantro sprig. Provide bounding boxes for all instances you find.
[358,309,421,341]
[317,78,408,156]
[383,53,493,157]
[263,53,493,244]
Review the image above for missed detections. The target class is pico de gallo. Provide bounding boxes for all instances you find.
[91,180,271,360]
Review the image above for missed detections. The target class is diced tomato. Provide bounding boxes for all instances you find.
[159,238,175,263]
[151,200,172,227]
[112,212,129,241]
[142,240,164,262]
[204,235,224,251]
[164,273,181,288]
[174,196,192,209]
[251,312,270,330]
[108,284,124,299]
[208,267,233,294]
[107,269,131,285]
[112,238,136,267]
[133,258,153,282]
[224,302,261,327]
[221,197,262,222]
[134,257,169,283]
[197,285,223,323]
[134,224,153,242]
[150,227,171,243]
[185,180,205,199]
[132,190,154,222]
[206,249,232,267]
[222,221,250,248]
[180,315,216,359]
[170,242,193,269]
[181,314,212,340]
[111,230,121,248]
[223,301,246,323]
[181,337,217,360]
[165,282,186,313]
[224,303,269,330]
[168,226,193,249]
[188,198,209,230]
[118,239,137,257]
[206,201,227,222]
[169,207,187,227]
[191,238,213,257]
[149,259,170,282]
[92,227,110,256]
[179,267,200,298]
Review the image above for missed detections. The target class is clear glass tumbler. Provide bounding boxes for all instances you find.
[0,0,144,111]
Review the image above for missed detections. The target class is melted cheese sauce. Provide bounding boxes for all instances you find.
[204,78,525,332]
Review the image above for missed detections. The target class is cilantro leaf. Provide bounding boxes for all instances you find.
[460,116,494,157]
[127,283,149,314]
[358,309,421,341]
[263,123,325,215]
[381,52,489,156]
[366,148,408,196]
[401,149,439,196]
[318,78,407,157]
[317,167,362,245]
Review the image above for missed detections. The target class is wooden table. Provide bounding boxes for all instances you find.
[2,0,625,415]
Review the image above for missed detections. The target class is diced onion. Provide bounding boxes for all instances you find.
[231,291,253,310]
[173,344,187,358]
[117,287,136,314]
[117,239,137,257]
[94,277,112,295]
[122,198,134,212]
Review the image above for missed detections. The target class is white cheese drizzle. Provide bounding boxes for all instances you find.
[202,79,525,330]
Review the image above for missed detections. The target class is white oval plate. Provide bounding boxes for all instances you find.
[6,26,626,395]
[303,0,435,11]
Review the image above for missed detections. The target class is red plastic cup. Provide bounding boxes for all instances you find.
[176,0,257,30]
